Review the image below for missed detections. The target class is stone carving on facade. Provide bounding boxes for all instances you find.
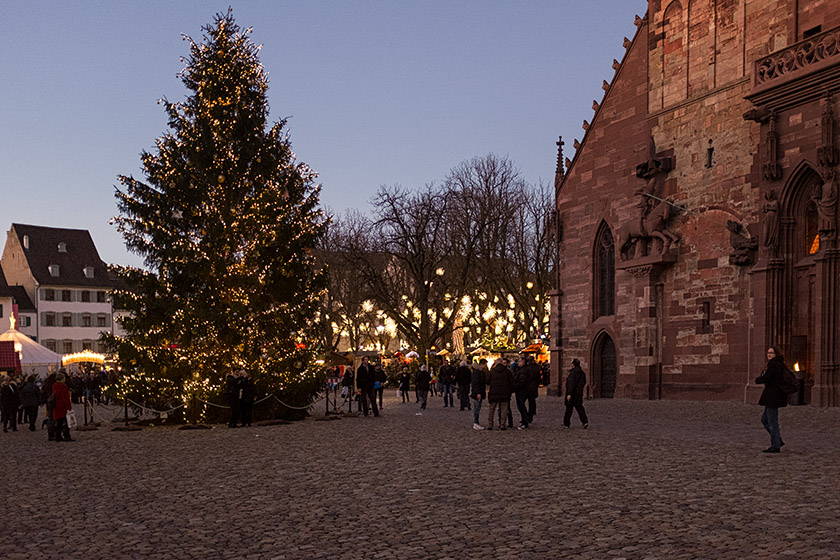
[754,27,840,87]
[619,138,680,260]
[812,167,838,240]
[762,189,780,255]
[727,220,758,265]
[762,112,783,181]
[818,92,839,168]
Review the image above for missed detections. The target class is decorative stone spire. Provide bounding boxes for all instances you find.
[634,14,643,26]
[555,136,565,183]
[573,139,581,150]
[592,100,600,111]
[623,37,632,49]
[582,120,590,132]
[602,80,610,92]
[612,59,621,71]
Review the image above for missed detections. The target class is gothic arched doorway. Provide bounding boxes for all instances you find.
[593,332,617,398]
[779,163,824,404]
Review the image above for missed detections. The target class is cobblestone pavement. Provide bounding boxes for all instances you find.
[2,392,839,560]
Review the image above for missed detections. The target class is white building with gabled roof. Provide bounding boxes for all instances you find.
[1,223,116,354]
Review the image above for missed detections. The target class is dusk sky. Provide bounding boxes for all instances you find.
[0,1,647,268]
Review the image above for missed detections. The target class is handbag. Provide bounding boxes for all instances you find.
[66,410,77,429]
[373,381,381,390]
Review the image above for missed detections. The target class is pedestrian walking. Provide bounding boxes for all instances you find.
[415,365,431,409]
[456,360,471,411]
[563,359,589,429]
[240,370,255,427]
[486,359,513,431]
[398,365,411,403]
[470,359,487,429]
[1,376,20,432]
[20,375,41,432]
[756,345,787,453]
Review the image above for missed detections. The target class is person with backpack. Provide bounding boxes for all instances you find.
[755,345,788,453]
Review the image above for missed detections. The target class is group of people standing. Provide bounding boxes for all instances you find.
[468,354,549,430]
[1,370,74,441]
[226,369,256,428]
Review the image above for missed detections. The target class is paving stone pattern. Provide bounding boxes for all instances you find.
[2,393,839,559]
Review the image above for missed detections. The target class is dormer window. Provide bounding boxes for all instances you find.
[48,264,60,277]
[23,235,29,250]
[58,242,67,253]
[83,266,95,279]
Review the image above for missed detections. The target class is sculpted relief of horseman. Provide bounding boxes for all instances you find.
[618,138,681,261]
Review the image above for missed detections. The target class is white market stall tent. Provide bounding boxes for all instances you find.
[0,328,62,380]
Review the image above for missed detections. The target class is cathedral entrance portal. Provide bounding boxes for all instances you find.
[593,332,617,398]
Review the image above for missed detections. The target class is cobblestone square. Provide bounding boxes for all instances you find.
[2,393,839,559]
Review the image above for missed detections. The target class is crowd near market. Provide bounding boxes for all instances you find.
[2,344,795,456]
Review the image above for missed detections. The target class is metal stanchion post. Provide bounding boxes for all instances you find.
[83,395,88,426]
[325,382,330,417]
[124,398,129,427]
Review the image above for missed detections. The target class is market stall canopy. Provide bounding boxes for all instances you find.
[521,343,547,353]
[0,328,62,367]
[62,349,106,366]
[0,340,22,375]
[435,349,451,356]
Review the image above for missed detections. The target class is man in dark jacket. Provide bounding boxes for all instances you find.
[415,364,432,409]
[564,359,589,429]
[456,360,472,411]
[470,359,487,429]
[486,360,513,430]
[439,360,455,408]
[1,377,20,432]
[20,375,42,432]
[356,357,379,417]
[513,358,530,429]
[756,346,787,453]
[226,370,242,428]
[520,355,541,424]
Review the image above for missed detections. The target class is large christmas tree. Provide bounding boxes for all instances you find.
[109,11,326,415]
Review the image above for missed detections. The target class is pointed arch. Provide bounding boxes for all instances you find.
[592,221,615,319]
[591,330,617,398]
[662,0,688,105]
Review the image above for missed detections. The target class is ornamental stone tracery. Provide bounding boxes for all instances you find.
[755,26,840,86]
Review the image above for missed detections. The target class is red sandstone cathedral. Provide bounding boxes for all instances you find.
[550,0,840,406]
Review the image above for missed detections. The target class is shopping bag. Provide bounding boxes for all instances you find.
[66,410,77,429]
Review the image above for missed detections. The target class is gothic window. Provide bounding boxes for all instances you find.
[662,1,688,105]
[595,225,615,318]
[806,201,819,255]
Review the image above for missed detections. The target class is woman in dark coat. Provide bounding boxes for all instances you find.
[755,345,787,453]
[486,360,513,430]
[398,365,411,403]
